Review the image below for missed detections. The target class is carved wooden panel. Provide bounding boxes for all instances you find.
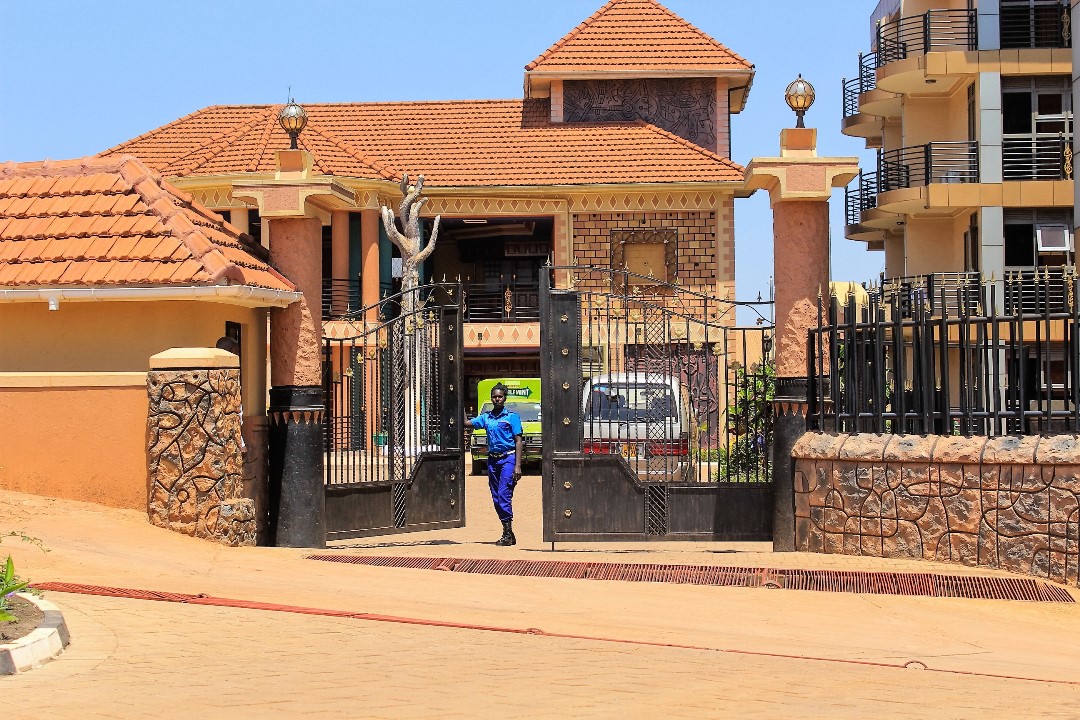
[564,79,717,151]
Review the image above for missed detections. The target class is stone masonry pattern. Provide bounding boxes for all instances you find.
[146,368,256,546]
[792,433,1080,586]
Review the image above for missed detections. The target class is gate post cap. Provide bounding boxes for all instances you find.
[149,348,239,370]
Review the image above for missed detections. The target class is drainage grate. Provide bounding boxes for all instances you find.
[306,555,1076,603]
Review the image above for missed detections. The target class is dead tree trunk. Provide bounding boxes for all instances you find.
[381,175,441,458]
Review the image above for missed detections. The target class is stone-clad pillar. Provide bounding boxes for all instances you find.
[233,149,358,548]
[744,128,858,552]
[147,348,256,546]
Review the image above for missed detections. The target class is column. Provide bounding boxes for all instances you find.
[267,216,326,548]
[331,210,351,314]
[232,149,358,549]
[361,208,381,319]
[744,128,858,552]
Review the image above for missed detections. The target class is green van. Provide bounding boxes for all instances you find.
[470,378,542,475]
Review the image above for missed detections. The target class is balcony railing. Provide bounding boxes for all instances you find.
[322,279,361,320]
[845,170,879,226]
[1000,1,1072,49]
[876,9,976,65]
[1004,266,1077,315]
[463,281,541,323]
[880,271,983,318]
[879,141,979,191]
[841,52,878,119]
[1002,135,1074,180]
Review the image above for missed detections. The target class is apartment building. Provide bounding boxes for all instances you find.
[838,0,1077,432]
[844,0,1074,304]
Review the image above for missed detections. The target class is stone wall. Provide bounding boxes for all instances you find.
[146,352,256,546]
[792,433,1080,586]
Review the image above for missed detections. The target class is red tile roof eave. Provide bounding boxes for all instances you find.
[525,0,753,73]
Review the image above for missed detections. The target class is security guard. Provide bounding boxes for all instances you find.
[467,383,523,546]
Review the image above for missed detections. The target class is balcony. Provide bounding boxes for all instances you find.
[1000,1,1072,49]
[879,141,979,191]
[845,170,879,227]
[877,9,976,64]
[463,281,540,323]
[322,278,361,320]
[842,53,877,119]
[1002,135,1074,181]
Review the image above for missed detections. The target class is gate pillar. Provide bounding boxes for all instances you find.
[234,147,358,548]
[745,127,858,551]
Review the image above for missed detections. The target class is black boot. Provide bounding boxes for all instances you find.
[495,519,516,546]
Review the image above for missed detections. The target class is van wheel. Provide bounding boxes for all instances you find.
[471,460,486,476]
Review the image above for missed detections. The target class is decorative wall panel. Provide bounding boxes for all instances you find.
[564,79,717,151]
[793,433,1080,586]
[147,368,256,546]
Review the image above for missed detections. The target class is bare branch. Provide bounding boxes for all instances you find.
[413,214,440,265]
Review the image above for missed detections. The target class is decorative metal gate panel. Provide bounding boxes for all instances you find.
[323,283,465,541]
[540,266,775,542]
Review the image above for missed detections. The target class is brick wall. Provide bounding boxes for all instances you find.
[792,432,1080,587]
[572,211,727,289]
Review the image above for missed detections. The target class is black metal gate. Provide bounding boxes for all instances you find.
[540,266,774,542]
[322,283,465,541]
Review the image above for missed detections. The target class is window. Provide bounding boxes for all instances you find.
[1003,208,1074,267]
[1036,224,1071,252]
[1001,76,1073,180]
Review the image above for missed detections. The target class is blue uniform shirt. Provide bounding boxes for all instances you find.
[470,407,523,455]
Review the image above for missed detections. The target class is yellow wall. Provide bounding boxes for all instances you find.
[905,216,966,275]
[0,300,268,413]
[901,89,969,147]
[0,382,148,510]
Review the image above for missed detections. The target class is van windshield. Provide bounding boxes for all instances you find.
[481,402,542,422]
[585,383,677,422]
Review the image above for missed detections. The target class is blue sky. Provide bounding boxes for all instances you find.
[1,0,882,314]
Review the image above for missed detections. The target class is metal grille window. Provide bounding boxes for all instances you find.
[1002,76,1073,180]
[1004,208,1074,269]
[1000,0,1072,49]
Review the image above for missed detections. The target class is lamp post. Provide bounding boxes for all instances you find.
[784,75,816,129]
[278,99,308,150]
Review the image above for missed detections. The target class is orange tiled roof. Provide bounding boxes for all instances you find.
[0,156,294,291]
[525,0,752,74]
[101,99,744,186]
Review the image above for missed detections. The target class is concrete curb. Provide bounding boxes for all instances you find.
[0,592,70,674]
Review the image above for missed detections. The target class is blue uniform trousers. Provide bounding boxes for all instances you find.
[487,453,517,522]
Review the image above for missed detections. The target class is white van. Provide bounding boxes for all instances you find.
[581,373,697,481]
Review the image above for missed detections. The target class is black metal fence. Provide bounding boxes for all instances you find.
[809,271,1080,436]
[553,265,775,485]
[879,271,982,318]
[323,283,460,484]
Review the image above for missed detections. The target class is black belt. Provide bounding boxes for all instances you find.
[488,450,516,459]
